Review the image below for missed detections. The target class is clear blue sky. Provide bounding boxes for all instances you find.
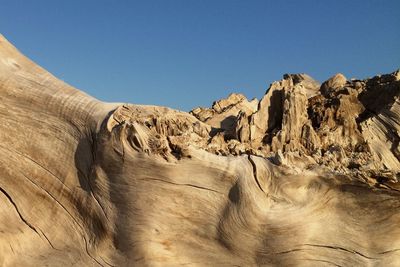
[1,0,399,111]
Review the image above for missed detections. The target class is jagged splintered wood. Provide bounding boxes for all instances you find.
[0,34,399,266]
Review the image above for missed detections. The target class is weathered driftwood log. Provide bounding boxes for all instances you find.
[0,34,399,266]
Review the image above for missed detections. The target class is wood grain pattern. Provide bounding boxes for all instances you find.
[0,34,399,266]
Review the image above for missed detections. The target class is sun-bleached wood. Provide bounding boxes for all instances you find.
[0,35,399,266]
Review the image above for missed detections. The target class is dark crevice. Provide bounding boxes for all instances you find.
[266,89,284,133]
[212,98,245,114]
[277,243,382,261]
[303,243,378,260]
[99,256,115,267]
[38,228,58,250]
[356,108,376,125]
[380,183,400,193]
[83,234,105,267]
[247,155,265,193]
[167,137,183,160]
[276,248,306,255]
[139,177,223,194]
[0,186,40,235]
[18,172,85,232]
[4,160,104,266]
[378,248,400,254]
[0,185,59,250]
[0,144,73,191]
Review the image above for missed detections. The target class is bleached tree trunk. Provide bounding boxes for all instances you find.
[0,35,399,266]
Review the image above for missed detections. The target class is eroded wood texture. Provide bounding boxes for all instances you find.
[0,35,399,266]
